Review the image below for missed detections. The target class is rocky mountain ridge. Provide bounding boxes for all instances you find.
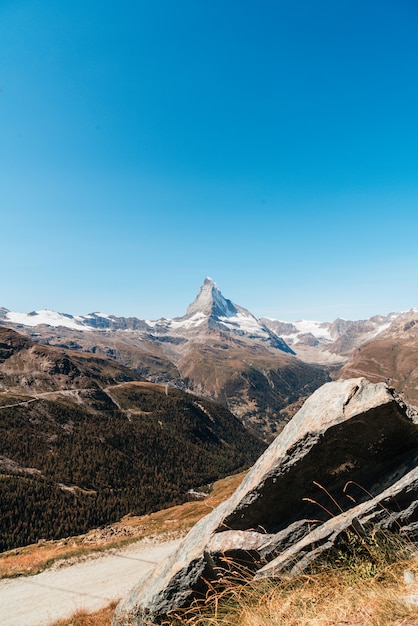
[1,279,417,437]
[261,311,400,363]
[341,306,418,409]
[0,278,404,364]
[0,279,331,438]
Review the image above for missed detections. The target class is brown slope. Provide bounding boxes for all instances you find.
[0,377,264,552]
[5,325,183,385]
[1,324,332,440]
[0,278,333,441]
[340,309,418,408]
[177,339,331,440]
[0,327,141,394]
[0,330,265,552]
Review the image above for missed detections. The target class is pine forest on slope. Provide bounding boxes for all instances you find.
[0,327,265,552]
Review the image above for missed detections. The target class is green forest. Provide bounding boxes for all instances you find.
[0,384,265,551]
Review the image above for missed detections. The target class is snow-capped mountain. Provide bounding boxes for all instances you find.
[260,312,400,363]
[186,276,238,318]
[0,279,406,367]
[2,281,418,442]
[147,277,294,353]
[0,307,150,332]
[340,306,418,410]
[1,309,91,331]
[0,278,294,353]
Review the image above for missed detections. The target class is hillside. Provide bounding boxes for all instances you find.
[340,308,418,408]
[0,279,332,439]
[176,341,329,438]
[0,328,265,552]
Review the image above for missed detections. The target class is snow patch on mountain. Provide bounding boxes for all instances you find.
[218,313,270,337]
[370,322,391,336]
[287,320,333,344]
[169,312,207,330]
[5,310,92,331]
[1,279,405,360]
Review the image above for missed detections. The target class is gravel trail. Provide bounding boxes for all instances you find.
[0,539,180,626]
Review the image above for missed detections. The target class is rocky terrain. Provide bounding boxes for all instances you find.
[2,281,418,625]
[261,312,400,363]
[113,378,418,625]
[340,307,418,408]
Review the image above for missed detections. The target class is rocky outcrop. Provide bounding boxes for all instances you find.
[113,378,418,626]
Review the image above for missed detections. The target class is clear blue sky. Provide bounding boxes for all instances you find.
[2,0,418,321]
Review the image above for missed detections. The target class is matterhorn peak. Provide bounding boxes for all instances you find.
[186,278,238,319]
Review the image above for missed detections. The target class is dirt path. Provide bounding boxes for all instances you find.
[0,538,180,626]
[0,388,99,410]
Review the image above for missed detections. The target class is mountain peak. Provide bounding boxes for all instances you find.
[186,278,238,319]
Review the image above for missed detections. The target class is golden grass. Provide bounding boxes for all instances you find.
[50,601,117,626]
[6,471,418,626]
[49,550,418,626]
[169,548,418,626]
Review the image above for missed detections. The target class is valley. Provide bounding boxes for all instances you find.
[1,278,418,558]
[0,326,264,551]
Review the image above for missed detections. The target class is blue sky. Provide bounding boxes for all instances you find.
[1,0,418,321]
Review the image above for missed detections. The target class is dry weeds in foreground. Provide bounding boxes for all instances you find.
[52,550,418,626]
[50,602,117,626]
[7,472,418,626]
[168,532,418,626]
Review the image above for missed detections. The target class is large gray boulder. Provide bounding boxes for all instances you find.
[113,378,418,625]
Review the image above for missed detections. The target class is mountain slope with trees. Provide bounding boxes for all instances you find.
[0,328,265,552]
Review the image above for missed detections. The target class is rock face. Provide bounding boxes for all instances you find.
[113,378,418,625]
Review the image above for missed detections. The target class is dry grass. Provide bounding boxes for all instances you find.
[168,532,418,626]
[51,550,418,626]
[50,601,117,626]
[0,472,245,579]
[170,567,418,625]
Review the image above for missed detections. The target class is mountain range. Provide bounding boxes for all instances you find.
[1,277,417,437]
